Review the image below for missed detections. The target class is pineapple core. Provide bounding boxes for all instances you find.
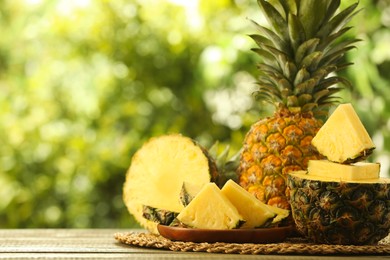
[177,183,244,229]
[308,160,380,181]
[312,103,375,163]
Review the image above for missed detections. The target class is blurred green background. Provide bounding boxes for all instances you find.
[0,0,389,228]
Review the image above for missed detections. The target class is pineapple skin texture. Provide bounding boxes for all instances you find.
[237,110,324,210]
[287,173,390,245]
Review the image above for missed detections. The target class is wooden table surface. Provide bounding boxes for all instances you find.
[0,229,389,259]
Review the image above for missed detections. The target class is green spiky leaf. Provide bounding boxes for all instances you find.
[322,0,341,25]
[288,13,306,52]
[283,61,297,81]
[278,0,297,17]
[300,51,323,71]
[317,2,360,39]
[317,26,354,51]
[250,20,287,51]
[294,67,311,85]
[295,38,320,64]
[298,0,329,38]
[320,46,356,67]
[258,0,289,44]
[249,34,273,48]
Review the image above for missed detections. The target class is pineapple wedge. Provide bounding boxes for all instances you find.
[221,180,276,228]
[312,103,375,163]
[308,160,380,181]
[177,182,244,229]
[123,134,215,234]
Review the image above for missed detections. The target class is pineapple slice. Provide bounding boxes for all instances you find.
[312,103,375,163]
[177,182,244,229]
[221,180,276,228]
[123,134,215,234]
[308,160,380,181]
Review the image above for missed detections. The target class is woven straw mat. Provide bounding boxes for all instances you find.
[114,231,390,255]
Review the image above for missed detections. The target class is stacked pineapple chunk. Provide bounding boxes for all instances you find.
[288,103,390,245]
[307,103,378,180]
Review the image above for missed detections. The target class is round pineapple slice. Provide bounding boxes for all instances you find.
[123,134,215,234]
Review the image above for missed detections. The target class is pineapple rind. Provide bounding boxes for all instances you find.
[179,182,203,207]
[142,205,178,226]
[287,172,390,245]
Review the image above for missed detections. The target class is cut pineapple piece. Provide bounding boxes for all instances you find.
[221,180,275,228]
[177,182,244,229]
[312,103,375,163]
[290,170,389,183]
[308,160,380,180]
[123,134,214,234]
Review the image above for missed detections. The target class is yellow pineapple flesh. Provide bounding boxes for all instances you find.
[308,160,380,181]
[123,134,216,234]
[311,103,376,163]
[177,182,244,229]
[221,179,276,228]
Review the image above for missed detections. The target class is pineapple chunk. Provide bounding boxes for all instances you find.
[290,170,389,184]
[221,180,275,228]
[312,103,375,163]
[308,160,380,181]
[177,183,244,229]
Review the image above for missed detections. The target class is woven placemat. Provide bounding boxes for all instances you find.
[114,232,390,255]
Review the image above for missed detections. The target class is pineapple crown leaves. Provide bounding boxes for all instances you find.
[208,141,240,187]
[250,0,361,113]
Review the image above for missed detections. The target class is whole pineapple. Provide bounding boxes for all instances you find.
[238,0,360,210]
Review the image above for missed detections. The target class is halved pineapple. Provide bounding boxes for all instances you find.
[221,180,276,228]
[311,103,375,163]
[288,171,390,245]
[123,134,216,234]
[289,104,390,245]
[177,182,244,229]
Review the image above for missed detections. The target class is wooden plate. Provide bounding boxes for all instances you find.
[157,225,293,244]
